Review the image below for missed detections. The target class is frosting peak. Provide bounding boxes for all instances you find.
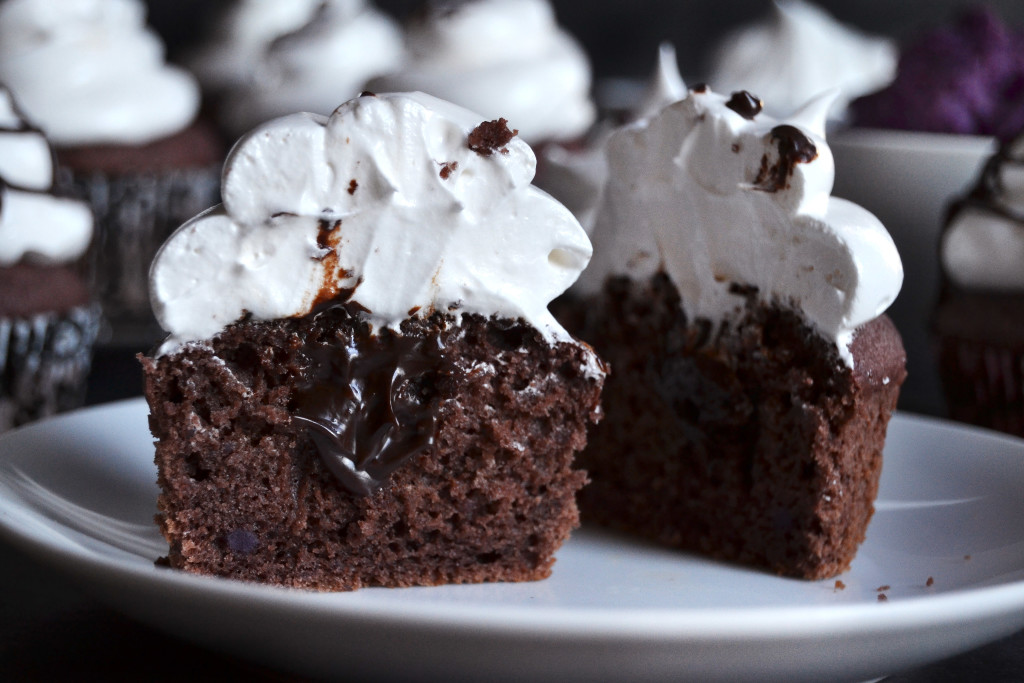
[708,0,897,119]
[576,85,903,365]
[0,86,93,266]
[0,0,199,146]
[151,92,592,355]
[367,0,594,144]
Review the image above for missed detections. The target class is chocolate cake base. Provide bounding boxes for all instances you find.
[933,290,1024,436]
[563,274,906,580]
[141,308,603,590]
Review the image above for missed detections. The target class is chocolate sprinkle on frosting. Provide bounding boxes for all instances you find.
[468,118,518,157]
[726,90,763,120]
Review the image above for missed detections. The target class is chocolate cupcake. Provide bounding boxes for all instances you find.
[0,86,99,431]
[0,0,225,345]
[140,92,604,590]
[934,132,1024,436]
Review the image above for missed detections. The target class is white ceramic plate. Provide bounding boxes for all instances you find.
[1,399,1023,682]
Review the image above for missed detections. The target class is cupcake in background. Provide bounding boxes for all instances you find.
[367,0,595,145]
[934,132,1024,436]
[707,0,897,121]
[188,0,404,139]
[537,43,686,232]
[0,0,225,346]
[0,86,99,431]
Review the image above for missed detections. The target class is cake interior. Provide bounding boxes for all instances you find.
[142,305,602,590]
[562,273,906,579]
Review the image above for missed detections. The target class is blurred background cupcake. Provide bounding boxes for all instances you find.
[187,0,404,139]
[933,132,1024,436]
[0,0,225,348]
[366,0,595,146]
[0,86,100,431]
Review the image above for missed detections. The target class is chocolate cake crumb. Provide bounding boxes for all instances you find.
[468,118,518,157]
[877,593,888,602]
[876,585,891,592]
[965,555,972,561]
[834,580,846,591]
[141,309,603,590]
[439,161,459,179]
[926,576,935,587]
[348,179,358,195]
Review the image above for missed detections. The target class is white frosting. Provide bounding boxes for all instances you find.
[0,0,199,147]
[0,87,93,266]
[942,139,1024,290]
[367,0,594,144]
[538,43,685,231]
[207,0,404,137]
[708,0,897,120]
[575,86,903,366]
[151,92,593,355]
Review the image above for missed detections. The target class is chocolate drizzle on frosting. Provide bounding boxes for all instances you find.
[726,90,763,120]
[291,304,457,496]
[753,124,817,192]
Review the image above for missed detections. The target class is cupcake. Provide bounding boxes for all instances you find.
[187,0,404,139]
[366,0,595,145]
[140,92,605,590]
[708,0,897,120]
[934,132,1024,436]
[0,0,225,345]
[563,86,905,579]
[0,86,99,431]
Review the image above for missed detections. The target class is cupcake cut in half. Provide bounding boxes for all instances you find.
[560,85,906,580]
[141,91,605,590]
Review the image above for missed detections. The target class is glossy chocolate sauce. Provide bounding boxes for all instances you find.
[291,303,456,497]
[754,124,817,192]
[726,90,763,120]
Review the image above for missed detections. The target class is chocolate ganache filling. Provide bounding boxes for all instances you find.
[291,304,458,497]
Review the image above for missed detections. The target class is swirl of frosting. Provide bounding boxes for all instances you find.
[942,134,1024,290]
[207,0,404,137]
[0,87,93,266]
[150,92,593,355]
[708,0,897,120]
[539,43,685,231]
[367,0,594,144]
[0,0,199,147]
[575,86,903,366]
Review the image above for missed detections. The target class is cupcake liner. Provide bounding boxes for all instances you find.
[936,335,1024,437]
[58,165,221,346]
[0,303,102,432]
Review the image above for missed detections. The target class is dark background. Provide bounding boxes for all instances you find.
[146,0,1024,84]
